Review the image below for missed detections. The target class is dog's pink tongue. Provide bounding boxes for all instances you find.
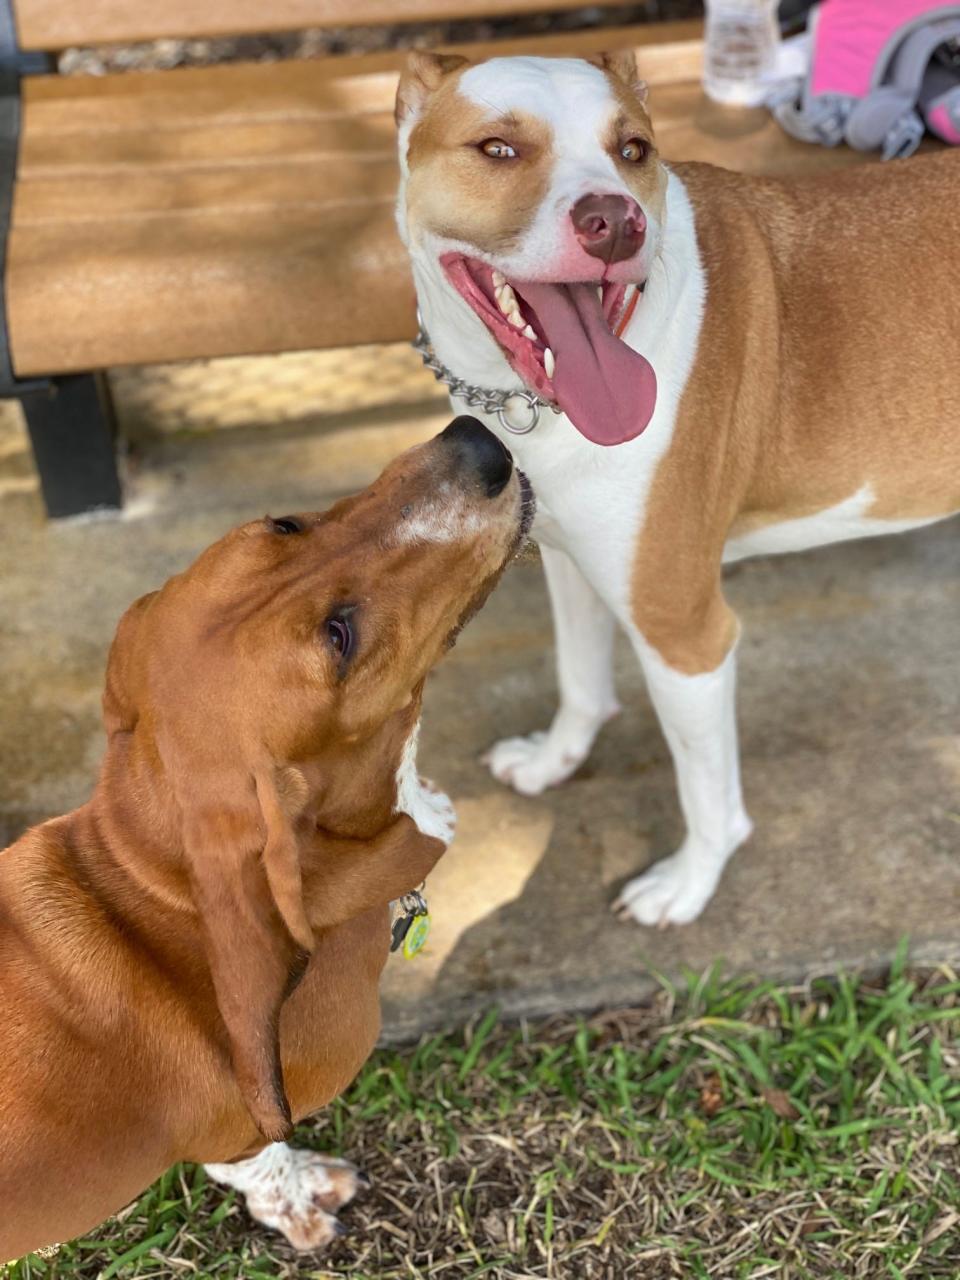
[517,281,656,446]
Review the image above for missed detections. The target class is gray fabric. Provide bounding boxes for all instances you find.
[771,83,854,146]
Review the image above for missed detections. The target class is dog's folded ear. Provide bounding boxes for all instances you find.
[396,51,470,124]
[182,765,314,1141]
[589,50,649,104]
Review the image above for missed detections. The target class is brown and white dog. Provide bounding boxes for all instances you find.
[0,418,531,1261]
[396,51,960,927]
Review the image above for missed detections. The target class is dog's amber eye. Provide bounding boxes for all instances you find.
[266,515,303,535]
[479,138,517,159]
[620,137,650,163]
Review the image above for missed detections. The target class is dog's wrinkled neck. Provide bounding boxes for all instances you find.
[86,725,197,915]
[302,696,424,843]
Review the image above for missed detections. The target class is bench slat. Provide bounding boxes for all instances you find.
[8,30,879,377]
[9,202,415,372]
[20,114,396,173]
[14,159,399,222]
[14,0,635,53]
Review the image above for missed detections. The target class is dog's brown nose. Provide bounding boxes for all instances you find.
[571,194,646,264]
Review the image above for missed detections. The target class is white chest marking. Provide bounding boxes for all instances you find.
[722,484,946,564]
[395,720,456,844]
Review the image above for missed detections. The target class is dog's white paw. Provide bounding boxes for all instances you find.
[613,851,721,927]
[483,731,587,796]
[483,706,618,797]
[413,776,457,844]
[612,819,752,928]
[205,1143,368,1252]
[396,735,456,843]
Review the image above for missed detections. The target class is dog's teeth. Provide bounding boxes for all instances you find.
[523,324,537,340]
[509,310,524,328]
[497,284,518,316]
[544,347,556,378]
[492,270,506,288]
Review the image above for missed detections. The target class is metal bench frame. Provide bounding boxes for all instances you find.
[0,0,121,516]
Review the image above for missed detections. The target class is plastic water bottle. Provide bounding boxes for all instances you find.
[703,0,781,107]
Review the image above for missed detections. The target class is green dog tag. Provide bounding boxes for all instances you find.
[402,912,431,960]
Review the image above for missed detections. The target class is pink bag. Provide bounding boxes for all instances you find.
[771,0,960,158]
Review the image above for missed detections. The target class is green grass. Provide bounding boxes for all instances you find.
[8,949,960,1279]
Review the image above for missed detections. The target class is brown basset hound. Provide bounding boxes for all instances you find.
[0,417,532,1260]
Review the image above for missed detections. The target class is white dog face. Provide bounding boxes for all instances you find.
[396,52,667,446]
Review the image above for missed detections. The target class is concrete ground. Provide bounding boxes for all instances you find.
[2,375,958,1039]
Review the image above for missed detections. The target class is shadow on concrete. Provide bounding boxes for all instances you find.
[381,522,960,1037]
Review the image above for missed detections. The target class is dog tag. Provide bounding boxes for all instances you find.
[390,891,429,956]
[390,910,415,953]
[402,911,431,960]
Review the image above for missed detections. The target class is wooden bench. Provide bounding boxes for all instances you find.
[0,1,871,516]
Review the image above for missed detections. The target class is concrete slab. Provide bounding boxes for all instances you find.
[2,411,958,1038]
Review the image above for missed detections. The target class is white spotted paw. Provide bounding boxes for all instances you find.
[205,1143,368,1252]
[483,731,587,796]
[415,777,457,844]
[397,760,456,844]
[613,850,725,928]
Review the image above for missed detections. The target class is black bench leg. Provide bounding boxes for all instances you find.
[20,372,122,517]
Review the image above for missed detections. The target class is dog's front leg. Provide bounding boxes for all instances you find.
[485,544,621,794]
[614,631,753,927]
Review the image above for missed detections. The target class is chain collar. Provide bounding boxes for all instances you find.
[412,314,559,436]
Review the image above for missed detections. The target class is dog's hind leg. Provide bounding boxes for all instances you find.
[485,544,621,795]
[614,615,753,927]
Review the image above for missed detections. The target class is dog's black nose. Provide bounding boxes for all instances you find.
[440,416,514,497]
